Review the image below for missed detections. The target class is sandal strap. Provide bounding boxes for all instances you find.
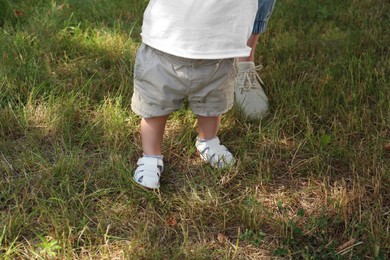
[133,157,164,189]
[196,137,235,168]
[137,157,164,172]
[198,137,227,156]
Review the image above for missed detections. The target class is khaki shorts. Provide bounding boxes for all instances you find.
[131,44,238,118]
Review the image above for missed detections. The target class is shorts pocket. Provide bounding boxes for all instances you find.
[227,58,239,83]
[134,44,155,82]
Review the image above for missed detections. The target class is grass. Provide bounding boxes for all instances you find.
[0,0,389,258]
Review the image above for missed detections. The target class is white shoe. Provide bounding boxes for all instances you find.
[234,62,269,120]
[195,137,235,169]
[133,157,164,189]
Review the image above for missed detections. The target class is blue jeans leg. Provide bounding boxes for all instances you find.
[252,0,276,34]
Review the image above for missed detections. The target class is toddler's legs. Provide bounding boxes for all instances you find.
[133,115,168,189]
[141,115,169,155]
[197,115,221,140]
[195,115,235,168]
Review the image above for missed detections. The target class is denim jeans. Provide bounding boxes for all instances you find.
[253,0,276,34]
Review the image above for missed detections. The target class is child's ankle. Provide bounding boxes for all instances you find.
[196,136,217,142]
[143,154,164,160]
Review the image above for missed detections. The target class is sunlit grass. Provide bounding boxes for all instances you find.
[0,0,389,258]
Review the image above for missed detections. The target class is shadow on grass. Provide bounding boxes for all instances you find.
[0,0,389,258]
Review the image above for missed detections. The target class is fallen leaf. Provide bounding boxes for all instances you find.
[217,233,228,244]
[165,216,177,227]
[14,10,24,17]
[337,238,356,252]
[384,142,390,152]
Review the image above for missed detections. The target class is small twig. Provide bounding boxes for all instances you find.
[336,241,364,256]
[1,152,14,171]
[290,138,307,166]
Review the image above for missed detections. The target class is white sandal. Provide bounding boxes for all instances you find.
[195,137,235,169]
[133,157,164,189]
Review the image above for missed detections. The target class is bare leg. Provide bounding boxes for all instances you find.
[140,115,169,155]
[197,115,221,140]
[239,34,260,62]
[196,115,235,168]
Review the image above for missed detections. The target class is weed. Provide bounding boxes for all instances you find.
[0,0,389,258]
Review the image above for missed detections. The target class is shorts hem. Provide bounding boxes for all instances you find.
[131,104,174,118]
[191,103,233,117]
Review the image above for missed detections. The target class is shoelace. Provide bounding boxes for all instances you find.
[240,64,266,92]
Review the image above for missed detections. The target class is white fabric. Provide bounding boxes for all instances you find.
[195,137,235,168]
[141,0,258,59]
[133,157,164,189]
[235,62,269,119]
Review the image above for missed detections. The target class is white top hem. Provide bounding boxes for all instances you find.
[142,38,251,60]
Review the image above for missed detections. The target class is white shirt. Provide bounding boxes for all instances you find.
[141,0,258,59]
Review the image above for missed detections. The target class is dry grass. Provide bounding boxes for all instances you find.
[0,0,389,259]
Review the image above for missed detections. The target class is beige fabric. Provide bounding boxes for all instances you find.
[131,44,238,118]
